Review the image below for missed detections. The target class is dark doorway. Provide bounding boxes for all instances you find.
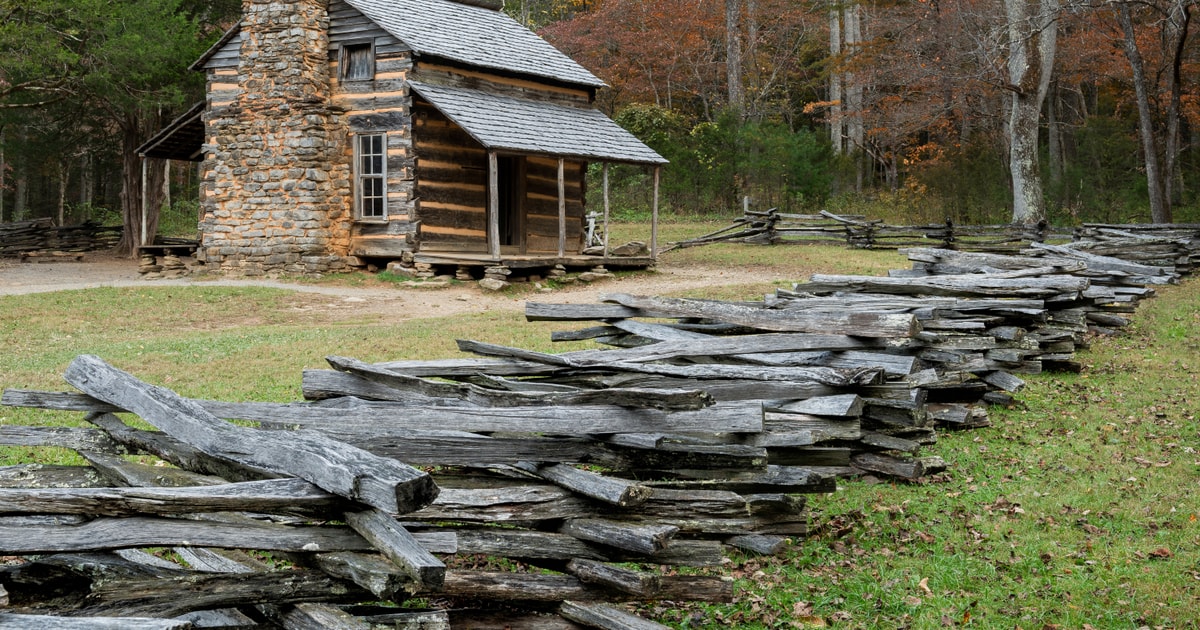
[496,155,525,251]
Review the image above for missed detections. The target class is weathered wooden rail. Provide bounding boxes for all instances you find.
[668,209,1077,253]
[0,219,123,258]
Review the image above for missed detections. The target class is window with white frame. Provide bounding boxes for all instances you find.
[356,133,387,220]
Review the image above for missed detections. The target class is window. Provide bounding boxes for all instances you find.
[356,133,387,220]
[341,42,375,81]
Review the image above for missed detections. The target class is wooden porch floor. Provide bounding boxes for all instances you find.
[412,252,656,270]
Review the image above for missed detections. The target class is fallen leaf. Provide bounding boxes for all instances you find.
[1149,547,1172,560]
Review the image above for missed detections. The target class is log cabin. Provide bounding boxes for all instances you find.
[138,0,666,278]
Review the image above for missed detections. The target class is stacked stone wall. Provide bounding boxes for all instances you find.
[199,0,352,276]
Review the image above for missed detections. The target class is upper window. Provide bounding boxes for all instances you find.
[356,134,387,220]
[341,42,375,81]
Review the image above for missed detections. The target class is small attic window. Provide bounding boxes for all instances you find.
[341,42,375,81]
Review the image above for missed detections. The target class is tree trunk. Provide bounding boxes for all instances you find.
[829,2,843,154]
[14,147,28,222]
[1163,0,1191,211]
[0,125,5,223]
[117,115,165,256]
[725,0,744,116]
[1047,82,1063,193]
[844,3,865,192]
[1116,1,1169,224]
[56,159,67,226]
[1005,0,1059,224]
[79,152,94,208]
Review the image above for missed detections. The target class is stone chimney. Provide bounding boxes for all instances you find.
[199,0,352,275]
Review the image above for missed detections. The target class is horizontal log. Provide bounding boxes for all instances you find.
[565,559,661,597]
[799,273,1090,298]
[81,567,371,618]
[209,397,766,434]
[63,356,437,515]
[518,463,650,508]
[435,571,733,603]
[599,293,920,337]
[0,425,126,454]
[560,519,677,555]
[0,516,453,555]
[443,528,724,566]
[560,334,886,366]
[0,613,192,629]
[0,478,347,518]
[0,464,107,489]
[559,601,669,630]
[325,355,713,411]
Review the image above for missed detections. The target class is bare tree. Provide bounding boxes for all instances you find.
[1005,0,1059,224]
[1115,0,1168,223]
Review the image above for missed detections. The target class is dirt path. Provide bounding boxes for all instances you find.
[0,253,780,321]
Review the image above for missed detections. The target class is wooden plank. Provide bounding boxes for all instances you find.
[565,559,661,597]
[560,519,678,555]
[78,568,372,618]
[457,340,881,386]
[63,355,437,515]
[558,158,566,258]
[560,601,669,630]
[79,451,227,489]
[517,463,651,508]
[275,602,373,630]
[599,293,919,337]
[310,552,424,601]
[0,613,193,629]
[444,528,723,566]
[325,355,712,410]
[488,151,500,260]
[435,571,732,603]
[725,534,790,555]
[0,425,126,454]
[204,397,765,435]
[0,477,348,518]
[552,332,885,364]
[798,273,1090,298]
[0,464,107,489]
[0,516,457,555]
[344,508,445,590]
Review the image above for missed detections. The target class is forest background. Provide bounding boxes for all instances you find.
[0,0,1197,252]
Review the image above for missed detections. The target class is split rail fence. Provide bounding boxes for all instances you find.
[0,219,123,258]
[0,224,1196,627]
[670,210,1094,253]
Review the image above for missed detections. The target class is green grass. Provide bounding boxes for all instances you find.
[1,223,1198,627]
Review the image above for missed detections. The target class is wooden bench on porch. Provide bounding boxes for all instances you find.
[136,238,199,276]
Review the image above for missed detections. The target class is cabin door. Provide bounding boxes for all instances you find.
[496,156,526,253]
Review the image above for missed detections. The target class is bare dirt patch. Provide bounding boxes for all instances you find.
[0,253,783,322]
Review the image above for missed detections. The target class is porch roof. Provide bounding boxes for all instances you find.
[408,80,667,166]
[135,101,206,161]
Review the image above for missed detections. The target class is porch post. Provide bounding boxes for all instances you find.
[488,151,500,261]
[651,165,660,258]
[557,158,566,259]
[602,162,610,261]
[140,157,149,247]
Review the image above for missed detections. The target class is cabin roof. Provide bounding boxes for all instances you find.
[193,1,605,88]
[345,0,604,88]
[135,101,206,161]
[409,81,667,165]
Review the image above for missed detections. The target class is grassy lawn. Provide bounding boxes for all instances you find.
[1,221,1197,627]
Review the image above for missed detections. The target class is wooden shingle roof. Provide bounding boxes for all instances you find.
[408,81,666,165]
[345,0,604,88]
